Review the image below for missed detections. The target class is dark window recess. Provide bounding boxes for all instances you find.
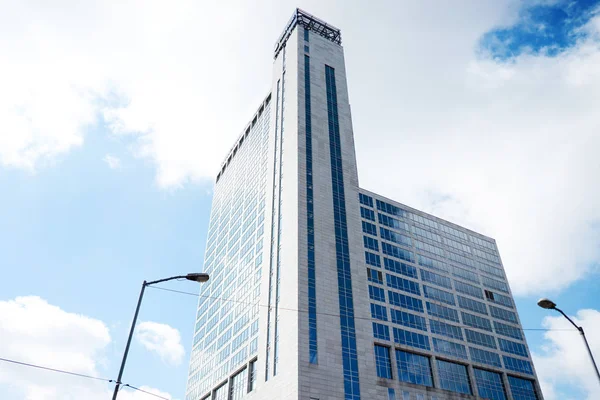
[485,290,495,301]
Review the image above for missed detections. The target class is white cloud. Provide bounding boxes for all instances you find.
[0,296,173,400]
[1,0,599,294]
[119,385,173,400]
[136,321,185,366]
[533,309,600,400]
[103,154,121,169]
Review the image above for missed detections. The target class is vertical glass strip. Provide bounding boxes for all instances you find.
[325,65,361,400]
[305,55,318,364]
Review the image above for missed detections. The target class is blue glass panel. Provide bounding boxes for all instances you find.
[432,337,468,360]
[372,322,390,341]
[384,258,417,278]
[470,347,502,368]
[474,368,507,400]
[508,376,538,400]
[503,356,534,375]
[498,338,528,357]
[374,345,393,379]
[395,350,433,387]
[436,359,472,395]
[388,291,423,313]
[393,328,430,350]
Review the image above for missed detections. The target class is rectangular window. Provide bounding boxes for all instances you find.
[388,291,424,313]
[390,309,427,331]
[508,376,538,400]
[361,206,375,221]
[490,305,518,323]
[365,252,381,267]
[304,45,309,53]
[384,258,418,279]
[454,280,483,299]
[426,302,460,323]
[462,312,493,332]
[458,295,488,315]
[364,236,379,252]
[378,213,410,232]
[436,359,472,395]
[382,242,415,263]
[412,225,442,242]
[304,28,309,41]
[369,285,386,302]
[371,303,388,321]
[477,261,505,278]
[393,327,430,350]
[498,338,529,357]
[374,345,393,379]
[482,275,509,293]
[470,346,502,368]
[395,350,433,387]
[248,360,256,391]
[465,329,497,349]
[494,321,523,340]
[430,319,463,340]
[420,269,453,289]
[453,266,480,283]
[387,274,420,295]
[373,322,391,341]
[411,213,438,229]
[387,388,396,400]
[359,193,373,207]
[380,227,412,247]
[503,356,534,375]
[433,337,468,360]
[415,240,444,257]
[418,254,451,273]
[230,367,247,400]
[474,368,507,400]
[368,268,383,284]
[423,285,455,305]
[487,290,514,308]
[377,199,409,218]
[362,221,378,236]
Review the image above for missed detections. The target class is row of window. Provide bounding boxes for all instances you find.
[373,346,538,399]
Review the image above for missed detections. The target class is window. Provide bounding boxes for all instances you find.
[371,303,388,321]
[487,291,513,308]
[418,254,451,273]
[411,213,438,229]
[461,312,493,332]
[380,227,412,247]
[429,320,463,340]
[485,289,495,301]
[503,356,534,375]
[490,305,518,323]
[365,252,381,267]
[469,347,502,368]
[361,206,375,221]
[387,274,421,295]
[432,338,468,360]
[423,285,455,305]
[369,285,386,302]
[390,309,427,331]
[382,242,415,263]
[457,295,488,315]
[229,367,247,400]
[384,258,418,278]
[387,388,396,400]
[393,327,430,350]
[368,268,383,284]
[482,275,509,293]
[377,199,409,218]
[426,302,460,323]
[508,376,539,400]
[304,45,309,53]
[373,322,390,341]
[388,291,423,313]
[378,213,410,232]
[498,338,529,357]
[362,221,377,236]
[248,360,256,391]
[374,345,393,379]
[304,27,309,41]
[454,280,483,299]
[395,350,433,387]
[436,359,472,395]
[452,266,479,283]
[415,240,444,257]
[465,329,497,349]
[412,225,442,242]
[494,321,523,340]
[477,261,505,278]
[402,391,410,400]
[364,236,379,252]
[474,368,507,400]
[421,269,454,292]
[359,193,373,207]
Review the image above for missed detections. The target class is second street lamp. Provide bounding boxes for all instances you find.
[537,297,600,383]
[111,273,210,400]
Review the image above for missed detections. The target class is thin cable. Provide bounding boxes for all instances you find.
[147,285,577,332]
[123,384,170,400]
[0,356,112,381]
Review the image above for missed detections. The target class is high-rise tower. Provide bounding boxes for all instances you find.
[186,9,543,400]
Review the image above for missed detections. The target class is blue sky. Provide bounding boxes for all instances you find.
[1,1,600,399]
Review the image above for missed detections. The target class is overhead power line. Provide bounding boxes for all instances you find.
[148,285,577,333]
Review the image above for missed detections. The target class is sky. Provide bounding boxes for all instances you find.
[0,0,599,399]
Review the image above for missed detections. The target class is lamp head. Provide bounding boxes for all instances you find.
[537,298,557,310]
[186,273,210,283]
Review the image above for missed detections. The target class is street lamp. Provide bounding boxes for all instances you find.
[537,298,600,383]
[111,273,210,400]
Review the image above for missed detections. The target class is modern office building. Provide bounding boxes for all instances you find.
[186,9,543,400]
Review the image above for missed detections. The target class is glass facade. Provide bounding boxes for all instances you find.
[474,368,506,400]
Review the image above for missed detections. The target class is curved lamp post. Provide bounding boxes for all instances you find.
[112,273,210,400]
[537,298,600,383]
